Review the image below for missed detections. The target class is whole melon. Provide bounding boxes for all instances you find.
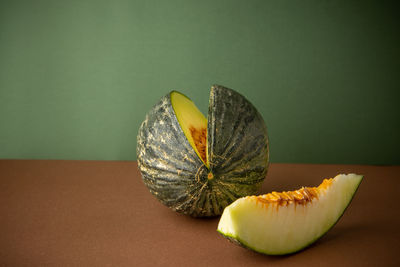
[137,85,269,217]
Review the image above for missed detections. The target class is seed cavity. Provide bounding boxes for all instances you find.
[189,126,207,163]
[251,178,334,207]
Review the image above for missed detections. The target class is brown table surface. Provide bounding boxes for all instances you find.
[0,160,399,266]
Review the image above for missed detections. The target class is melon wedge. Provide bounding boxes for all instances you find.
[217,173,363,255]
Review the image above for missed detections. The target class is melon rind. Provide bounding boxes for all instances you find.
[137,93,209,216]
[207,85,269,200]
[137,85,269,217]
[217,174,363,255]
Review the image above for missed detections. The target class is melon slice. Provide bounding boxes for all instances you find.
[217,173,363,255]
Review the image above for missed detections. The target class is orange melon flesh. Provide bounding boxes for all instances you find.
[188,126,207,164]
[217,174,363,255]
[252,177,333,206]
[170,91,208,166]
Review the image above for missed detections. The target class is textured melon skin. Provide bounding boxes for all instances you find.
[208,85,269,195]
[137,85,269,217]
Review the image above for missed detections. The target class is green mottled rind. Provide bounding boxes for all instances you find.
[137,93,209,216]
[208,85,269,197]
[137,85,269,217]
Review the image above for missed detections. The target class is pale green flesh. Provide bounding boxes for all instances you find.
[170,91,208,167]
[217,174,363,255]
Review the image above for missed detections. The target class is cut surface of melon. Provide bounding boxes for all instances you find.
[170,91,208,166]
[217,174,363,255]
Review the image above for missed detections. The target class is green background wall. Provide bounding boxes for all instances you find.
[0,0,399,164]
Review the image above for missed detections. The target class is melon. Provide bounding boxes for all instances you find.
[137,85,269,217]
[217,173,363,255]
